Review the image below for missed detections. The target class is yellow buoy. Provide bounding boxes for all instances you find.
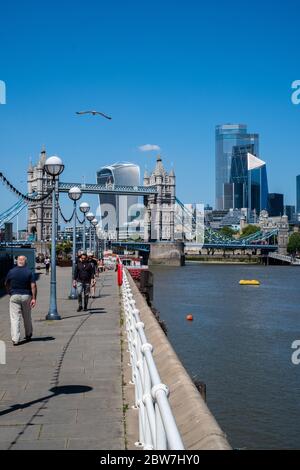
[239,280,260,286]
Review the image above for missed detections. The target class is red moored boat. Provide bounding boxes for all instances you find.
[119,255,148,280]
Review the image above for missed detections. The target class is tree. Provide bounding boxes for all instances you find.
[287,232,300,255]
[240,225,260,238]
[220,226,237,238]
[63,241,72,255]
[54,241,73,258]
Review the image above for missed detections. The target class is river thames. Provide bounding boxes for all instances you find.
[151,263,300,449]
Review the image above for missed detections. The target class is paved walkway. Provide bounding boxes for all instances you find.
[0,267,124,450]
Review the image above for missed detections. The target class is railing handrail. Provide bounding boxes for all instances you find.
[121,270,185,450]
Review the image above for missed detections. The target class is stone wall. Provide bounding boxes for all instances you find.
[148,241,185,266]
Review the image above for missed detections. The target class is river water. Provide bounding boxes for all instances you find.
[151,263,300,449]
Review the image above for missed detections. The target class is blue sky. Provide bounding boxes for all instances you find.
[0,0,300,229]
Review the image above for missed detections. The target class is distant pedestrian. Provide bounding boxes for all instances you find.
[97,258,104,273]
[44,256,50,275]
[5,256,37,346]
[88,253,98,298]
[73,252,95,312]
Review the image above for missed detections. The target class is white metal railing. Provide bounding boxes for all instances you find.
[121,271,185,450]
[269,252,300,265]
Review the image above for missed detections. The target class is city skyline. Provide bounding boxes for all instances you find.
[1,0,300,229]
[1,124,299,233]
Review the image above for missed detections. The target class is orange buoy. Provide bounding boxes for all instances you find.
[186,314,193,321]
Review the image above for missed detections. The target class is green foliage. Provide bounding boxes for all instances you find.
[240,225,260,238]
[219,226,237,238]
[287,232,300,255]
[63,241,72,254]
[55,240,73,257]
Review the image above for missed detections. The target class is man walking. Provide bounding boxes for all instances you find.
[5,256,37,346]
[87,252,97,298]
[44,256,50,275]
[73,252,95,312]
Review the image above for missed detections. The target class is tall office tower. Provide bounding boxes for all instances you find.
[215,124,259,210]
[284,205,296,222]
[247,153,269,216]
[225,150,269,218]
[227,143,256,209]
[96,162,140,239]
[268,193,284,217]
[296,175,300,217]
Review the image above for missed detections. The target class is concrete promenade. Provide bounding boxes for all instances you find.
[0,267,124,450]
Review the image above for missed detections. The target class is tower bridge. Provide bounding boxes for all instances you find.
[0,150,288,265]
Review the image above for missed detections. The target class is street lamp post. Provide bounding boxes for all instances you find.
[86,212,94,252]
[68,186,82,299]
[79,202,90,252]
[96,225,102,258]
[44,156,64,320]
[91,218,98,256]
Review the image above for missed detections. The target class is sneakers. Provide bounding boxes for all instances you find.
[12,341,19,346]
[77,306,83,312]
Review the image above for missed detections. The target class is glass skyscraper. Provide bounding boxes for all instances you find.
[221,144,269,217]
[296,175,300,216]
[248,163,269,216]
[230,143,255,209]
[268,193,284,217]
[215,124,259,210]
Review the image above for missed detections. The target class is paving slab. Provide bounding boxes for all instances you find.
[0,268,125,450]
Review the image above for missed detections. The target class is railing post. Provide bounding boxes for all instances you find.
[155,402,167,449]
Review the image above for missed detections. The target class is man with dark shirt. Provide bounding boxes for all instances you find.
[73,252,95,312]
[5,256,37,346]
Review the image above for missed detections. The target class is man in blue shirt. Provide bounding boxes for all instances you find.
[5,255,37,345]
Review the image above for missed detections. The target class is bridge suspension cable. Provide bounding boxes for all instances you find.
[175,197,278,246]
[175,197,233,243]
[0,171,54,202]
[0,198,27,228]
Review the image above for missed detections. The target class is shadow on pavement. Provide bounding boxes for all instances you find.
[0,385,93,418]
[30,336,55,342]
[61,309,106,319]
[87,308,106,313]
[14,336,55,345]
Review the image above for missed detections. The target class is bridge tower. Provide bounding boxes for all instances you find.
[143,155,175,242]
[277,215,289,255]
[27,147,52,241]
[259,211,289,255]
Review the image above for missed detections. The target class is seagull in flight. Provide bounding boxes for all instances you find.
[76,110,112,120]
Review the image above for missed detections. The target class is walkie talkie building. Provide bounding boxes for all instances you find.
[96,162,140,239]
